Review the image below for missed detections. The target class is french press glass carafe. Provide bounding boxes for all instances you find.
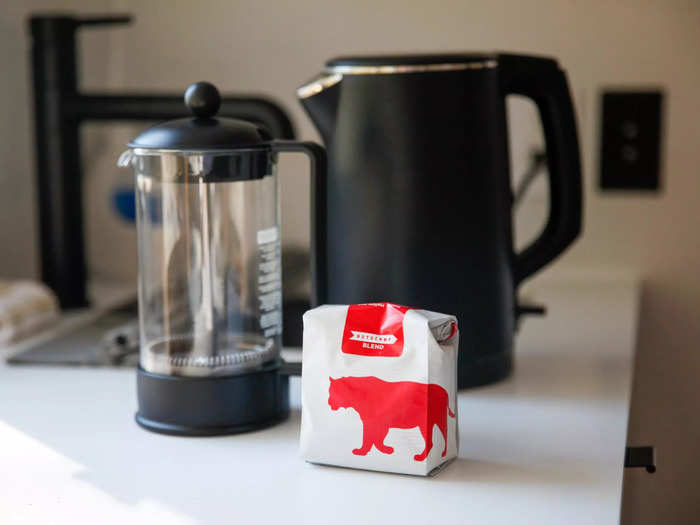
[119,82,326,435]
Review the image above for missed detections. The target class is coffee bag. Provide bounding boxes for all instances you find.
[300,303,459,476]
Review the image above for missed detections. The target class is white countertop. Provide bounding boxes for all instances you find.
[0,280,638,524]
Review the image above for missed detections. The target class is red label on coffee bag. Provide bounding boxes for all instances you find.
[342,303,410,357]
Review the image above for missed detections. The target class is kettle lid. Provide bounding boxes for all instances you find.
[128,82,271,151]
[325,53,497,72]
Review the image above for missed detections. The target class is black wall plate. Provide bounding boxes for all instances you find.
[599,90,664,191]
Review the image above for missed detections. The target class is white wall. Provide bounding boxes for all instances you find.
[2,0,699,521]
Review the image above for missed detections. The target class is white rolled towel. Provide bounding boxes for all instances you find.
[0,280,59,345]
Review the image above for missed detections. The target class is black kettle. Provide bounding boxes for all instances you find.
[298,54,582,388]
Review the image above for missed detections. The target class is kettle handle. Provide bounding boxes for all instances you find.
[271,141,328,307]
[499,55,583,286]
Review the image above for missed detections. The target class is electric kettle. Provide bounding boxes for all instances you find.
[120,82,326,435]
[298,53,582,388]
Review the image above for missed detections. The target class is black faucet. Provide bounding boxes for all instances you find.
[29,14,295,309]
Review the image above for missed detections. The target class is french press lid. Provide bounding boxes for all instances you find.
[129,82,272,151]
[126,82,274,181]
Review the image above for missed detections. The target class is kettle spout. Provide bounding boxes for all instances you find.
[297,73,342,144]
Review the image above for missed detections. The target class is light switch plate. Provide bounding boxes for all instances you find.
[599,90,664,191]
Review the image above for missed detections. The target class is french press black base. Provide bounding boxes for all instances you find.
[135,363,290,436]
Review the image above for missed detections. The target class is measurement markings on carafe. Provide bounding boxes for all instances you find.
[257,227,282,338]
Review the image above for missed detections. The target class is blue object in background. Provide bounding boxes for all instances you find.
[113,188,137,223]
[112,188,161,224]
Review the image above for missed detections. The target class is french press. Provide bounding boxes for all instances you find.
[120,82,326,435]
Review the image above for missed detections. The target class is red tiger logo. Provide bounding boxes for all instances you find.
[328,376,456,461]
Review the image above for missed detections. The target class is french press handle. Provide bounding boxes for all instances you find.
[271,141,328,308]
[498,55,583,286]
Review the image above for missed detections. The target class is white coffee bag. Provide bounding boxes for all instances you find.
[300,303,459,476]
